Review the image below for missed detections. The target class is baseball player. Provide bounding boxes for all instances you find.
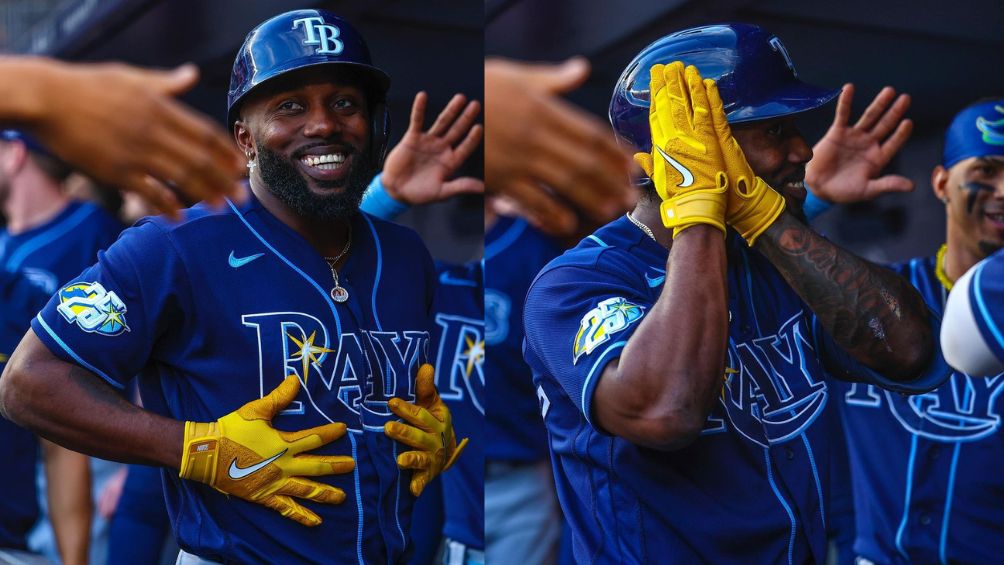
[0,10,466,564]
[523,24,950,563]
[816,98,1004,564]
[943,248,1004,375]
[0,130,123,565]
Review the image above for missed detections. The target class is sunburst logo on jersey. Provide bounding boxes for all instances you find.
[56,281,129,336]
[286,329,335,386]
[462,335,485,378]
[573,297,645,364]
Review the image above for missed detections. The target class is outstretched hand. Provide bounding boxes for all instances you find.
[805,84,915,203]
[380,91,483,205]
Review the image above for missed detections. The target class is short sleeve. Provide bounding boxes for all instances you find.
[812,308,950,394]
[523,262,651,425]
[942,252,1004,376]
[31,221,190,389]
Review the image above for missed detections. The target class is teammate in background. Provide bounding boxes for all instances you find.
[0,131,124,565]
[810,98,1004,564]
[0,57,244,213]
[942,249,1004,375]
[485,57,635,236]
[0,10,467,564]
[523,24,948,563]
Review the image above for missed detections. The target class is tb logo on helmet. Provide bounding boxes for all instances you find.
[292,16,343,55]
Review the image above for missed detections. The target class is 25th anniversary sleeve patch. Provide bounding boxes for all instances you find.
[56,281,130,336]
[573,297,645,364]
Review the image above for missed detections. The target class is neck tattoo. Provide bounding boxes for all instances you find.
[324,230,353,303]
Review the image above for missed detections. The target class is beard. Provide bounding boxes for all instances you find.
[256,142,374,221]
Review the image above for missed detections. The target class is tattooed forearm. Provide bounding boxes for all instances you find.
[756,213,932,379]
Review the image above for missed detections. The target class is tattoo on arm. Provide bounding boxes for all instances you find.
[756,213,930,372]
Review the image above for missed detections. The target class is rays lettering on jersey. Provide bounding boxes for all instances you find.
[242,312,429,431]
[844,373,1004,442]
[433,314,484,414]
[720,312,828,447]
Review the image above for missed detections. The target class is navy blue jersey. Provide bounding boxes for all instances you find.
[523,216,948,564]
[429,261,484,549]
[834,254,1004,564]
[485,217,561,462]
[32,195,436,564]
[0,200,121,550]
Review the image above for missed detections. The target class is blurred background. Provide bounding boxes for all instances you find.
[487,0,1004,263]
[0,0,484,263]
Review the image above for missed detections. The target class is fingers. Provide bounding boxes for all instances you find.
[415,364,439,406]
[865,175,915,197]
[871,93,911,140]
[384,420,439,451]
[280,421,347,451]
[397,449,433,470]
[274,477,347,505]
[634,152,654,178]
[451,123,483,165]
[124,175,182,219]
[443,100,482,146]
[490,178,577,235]
[684,65,711,121]
[429,93,468,137]
[286,453,356,477]
[387,398,441,431]
[664,62,691,131]
[260,494,322,527]
[854,86,896,131]
[879,118,913,163]
[153,104,245,204]
[704,79,731,141]
[407,91,428,133]
[441,177,484,198]
[832,83,854,127]
[408,470,432,497]
[241,375,300,420]
[444,437,468,470]
[519,57,592,95]
[142,63,200,96]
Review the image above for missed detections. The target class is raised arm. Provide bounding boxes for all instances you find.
[754,212,932,379]
[593,63,730,450]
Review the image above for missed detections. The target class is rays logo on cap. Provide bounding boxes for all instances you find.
[573,297,645,364]
[292,17,343,55]
[56,282,129,336]
[976,105,1004,146]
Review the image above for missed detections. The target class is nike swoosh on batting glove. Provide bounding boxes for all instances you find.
[634,61,728,237]
[384,363,468,497]
[179,375,355,527]
[704,78,786,246]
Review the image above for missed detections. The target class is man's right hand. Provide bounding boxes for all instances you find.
[179,375,354,527]
[15,58,246,216]
[634,62,728,236]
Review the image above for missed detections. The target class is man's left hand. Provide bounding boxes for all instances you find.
[806,83,915,203]
[381,92,483,205]
[384,364,468,497]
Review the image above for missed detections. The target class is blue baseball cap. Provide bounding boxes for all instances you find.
[1,130,53,159]
[943,99,1004,168]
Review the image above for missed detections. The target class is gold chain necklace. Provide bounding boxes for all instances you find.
[323,230,353,303]
[626,212,656,241]
[935,243,954,291]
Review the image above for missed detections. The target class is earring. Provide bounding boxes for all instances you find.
[246,150,256,170]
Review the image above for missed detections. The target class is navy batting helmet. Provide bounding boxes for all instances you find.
[609,23,839,154]
[228,9,391,164]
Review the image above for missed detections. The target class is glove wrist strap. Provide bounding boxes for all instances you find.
[659,189,727,237]
[180,420,220,485]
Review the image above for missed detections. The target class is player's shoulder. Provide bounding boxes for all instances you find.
[73,200,124,233]
[534,216,654,287]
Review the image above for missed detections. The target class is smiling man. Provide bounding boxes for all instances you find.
[523,24,949,563]
[0,10,467,564]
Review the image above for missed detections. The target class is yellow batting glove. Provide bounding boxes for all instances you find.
[384,364,468,497]
[704,78,786,246]
[634,61,728,237]
[179,375,355,527]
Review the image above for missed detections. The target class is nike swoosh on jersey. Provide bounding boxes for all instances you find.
[228,448,287,480]
[229,251,265,268]
[438,271,478,287]
[655,145,695,188]
[645,272,666,287]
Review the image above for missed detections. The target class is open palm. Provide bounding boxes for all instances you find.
[806,84,915,203]
[381,92,483,205]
